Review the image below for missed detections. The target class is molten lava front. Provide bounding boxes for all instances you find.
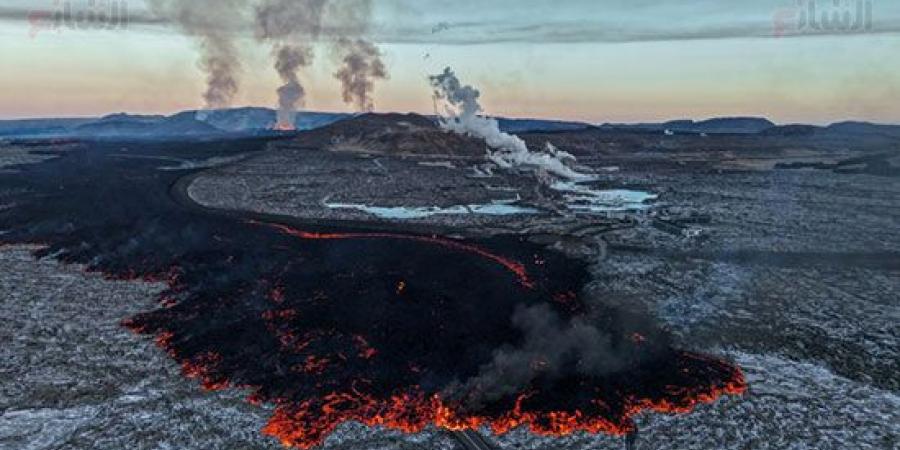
[122,223,746,449]
[273,122,297,132]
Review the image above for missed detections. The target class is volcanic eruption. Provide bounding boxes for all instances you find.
[150,0,387,130]
[0,140,747,448]
[147,0,251,110]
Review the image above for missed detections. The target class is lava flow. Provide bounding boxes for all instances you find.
[119,220,746,449]
[258,221,534,288]
[0,142,748,450]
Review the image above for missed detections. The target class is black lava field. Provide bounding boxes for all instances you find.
[0,139,746,448]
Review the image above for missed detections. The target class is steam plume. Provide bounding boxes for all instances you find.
[147,0,249,109]
[334,38,387,112]
[429,67,587,180]
[255,0,329,129]
[273,45,313,128]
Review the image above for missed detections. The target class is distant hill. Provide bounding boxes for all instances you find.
[0,118,96,137]
[0,109,351,139]
[496,117,591,133]
[2,109,899,142]
[97,113,166,124]
[604,117,776,134]
[193,107,350,132]
[72,111,221,138]
[824,121,900,139]
[760,122,900,143]
[760,124,821,137]
[282,112,489,157]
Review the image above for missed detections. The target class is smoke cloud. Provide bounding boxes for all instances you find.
[147,0,250,109]
[447,304,639,408]
[254,0,329,129]
[272,45,313,128]
[429,67,587,180]
[146,0,389,125]
[333,38,387,112]
[326,0,387,112]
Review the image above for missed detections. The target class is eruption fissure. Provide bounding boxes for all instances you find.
[257,221,533,288]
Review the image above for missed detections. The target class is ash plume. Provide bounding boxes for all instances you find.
[447,304,639,408]
[333,38,387,112]
[429,67,587,180]
[147,0,249,109]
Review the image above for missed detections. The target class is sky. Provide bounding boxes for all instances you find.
[1,0,899,124]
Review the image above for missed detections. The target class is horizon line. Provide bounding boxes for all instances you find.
[2,106,899,128]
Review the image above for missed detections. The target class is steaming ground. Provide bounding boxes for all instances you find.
[2,131,899,449]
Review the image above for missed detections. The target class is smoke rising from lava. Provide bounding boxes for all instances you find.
[447,303,658,409]
[429,67,587,180]
[147,0,250,109]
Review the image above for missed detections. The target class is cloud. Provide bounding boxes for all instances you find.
[2,1,899,45]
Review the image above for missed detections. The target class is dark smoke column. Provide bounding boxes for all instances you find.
[328,0,387,112]
[272,45,313,129]
[255,0,330,129]
[148,0,250,109]
[333,38,387,112]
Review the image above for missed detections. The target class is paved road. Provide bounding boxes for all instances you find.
[454,430,496,450]
[454,429,638,450]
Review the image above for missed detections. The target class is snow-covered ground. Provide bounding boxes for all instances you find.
[0,246,456,450]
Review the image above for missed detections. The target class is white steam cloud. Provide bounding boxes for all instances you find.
[429,67,588,180]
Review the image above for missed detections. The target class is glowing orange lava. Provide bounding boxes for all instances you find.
[273,123,296,131]
[259,364,747,449]
[115,222,746,450]
[255,221,534,288]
